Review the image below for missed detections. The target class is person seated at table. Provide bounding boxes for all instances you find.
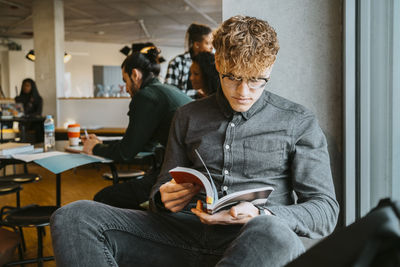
[82,45,192,209]
[190,51,220,98]
[15,78,43,117]
[51,15,339,266]
[14,78,43,142]
[165,23,213,98]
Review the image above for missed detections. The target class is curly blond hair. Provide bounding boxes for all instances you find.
[213,15,279,77]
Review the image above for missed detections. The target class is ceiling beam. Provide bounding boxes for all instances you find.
[138,19,151,39]
[66,20,138,31]
[0,14,31,33]
[0,0,29,10]
[65,5,96,21]
[183,0,218,27]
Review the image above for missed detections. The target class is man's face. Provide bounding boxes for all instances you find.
[122,69,133,97]
[122,68,140,97]
[218,64,273,112]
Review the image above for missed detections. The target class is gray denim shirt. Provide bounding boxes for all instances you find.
[151,88,339,239]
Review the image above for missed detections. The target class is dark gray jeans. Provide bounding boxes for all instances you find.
[50,200,304,267]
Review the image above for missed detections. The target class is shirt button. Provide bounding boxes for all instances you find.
[223,186,228,191]
[230,123,235,127]
[224,170,229,175]
[225,145,230,150]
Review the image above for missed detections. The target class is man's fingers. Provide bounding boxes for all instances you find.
[163,190,198,211]
[161,182,194,193]
[161,186,194,203]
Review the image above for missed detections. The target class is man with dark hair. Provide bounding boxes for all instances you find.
[82,46,191,209]
[51,16,338,266]
[165,23,213,98]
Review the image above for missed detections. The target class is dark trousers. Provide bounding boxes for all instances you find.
[93,169,160,209]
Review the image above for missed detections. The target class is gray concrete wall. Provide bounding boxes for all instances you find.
[223,0,343,217]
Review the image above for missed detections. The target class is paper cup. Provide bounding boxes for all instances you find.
[67,124,80,146]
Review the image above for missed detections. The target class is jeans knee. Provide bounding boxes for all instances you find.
[51,200,98,231]
[243,215,304,251]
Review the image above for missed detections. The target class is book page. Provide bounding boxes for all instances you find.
[211,186,274,214]
[12,151,67,162]
[170,167,211,188]
[169,167,214,203]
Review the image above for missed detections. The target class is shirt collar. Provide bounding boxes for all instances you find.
[141,76,159,89]
[216,88,268,120]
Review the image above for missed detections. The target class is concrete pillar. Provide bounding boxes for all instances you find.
[32,0,64,123]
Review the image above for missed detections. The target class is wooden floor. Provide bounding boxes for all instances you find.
[1,163,112,266]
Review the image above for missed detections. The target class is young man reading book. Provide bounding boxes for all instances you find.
[51,16,339,267]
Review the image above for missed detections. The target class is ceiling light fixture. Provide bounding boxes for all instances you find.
[25,50,72,63]
[25,49,35,61]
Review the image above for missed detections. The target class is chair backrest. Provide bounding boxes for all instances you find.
[286,198,400,267]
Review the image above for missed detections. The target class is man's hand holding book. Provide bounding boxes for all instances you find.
[159,179,202,213]
[191,200,271,225]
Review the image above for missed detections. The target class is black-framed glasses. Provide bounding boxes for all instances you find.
[221,73,269,90]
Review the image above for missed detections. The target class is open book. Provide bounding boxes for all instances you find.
[0,142,34,155]
[169,166,274,214]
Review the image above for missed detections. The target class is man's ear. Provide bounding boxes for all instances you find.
[131,68,142,82]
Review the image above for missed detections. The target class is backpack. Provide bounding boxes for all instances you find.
[286,198,400,267]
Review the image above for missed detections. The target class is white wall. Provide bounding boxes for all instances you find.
[0,38,35,98]
[64,41,183,97]
[58,98,130,128]
[1,38,184,98]
[9,51,35,97]
[0,38,185,126]
[64,41,125,97]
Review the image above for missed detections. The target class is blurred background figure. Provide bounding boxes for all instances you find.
[15,78,43,117]
[82,45,192,209]
[165,23,213,98]
[190,52,220,99]
[14,78,44,143]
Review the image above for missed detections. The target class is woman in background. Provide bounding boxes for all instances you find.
[14,78,43,143]
[164,23,213,98]
[15,78,43,117]
[190,51,220,98]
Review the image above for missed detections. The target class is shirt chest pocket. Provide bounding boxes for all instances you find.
[243,139,286,178]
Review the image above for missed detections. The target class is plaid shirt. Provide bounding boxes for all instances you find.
[164,52,197,98]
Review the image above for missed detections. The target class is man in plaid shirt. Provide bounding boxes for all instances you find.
[165,23,213,98]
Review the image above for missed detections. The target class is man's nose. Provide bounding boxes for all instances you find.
[236,80,250,96]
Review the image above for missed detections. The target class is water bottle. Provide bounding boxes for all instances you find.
[44,115,55,152]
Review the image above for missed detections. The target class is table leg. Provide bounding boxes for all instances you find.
[56,173,61,207]
[20,122,26,142]
[109,163,119,185]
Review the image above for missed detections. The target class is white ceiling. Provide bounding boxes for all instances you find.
[0,0,222,47]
